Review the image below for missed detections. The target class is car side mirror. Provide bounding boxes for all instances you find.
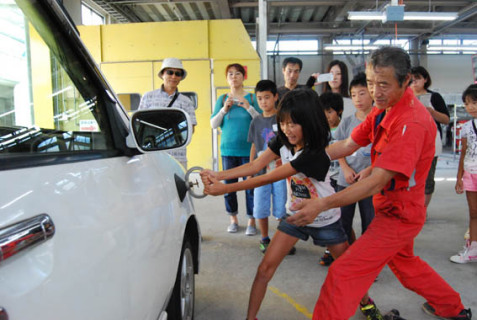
[127,108,192,152]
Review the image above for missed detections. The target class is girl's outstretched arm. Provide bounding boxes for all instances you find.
[201,148,278,183]
[203,158,296,196]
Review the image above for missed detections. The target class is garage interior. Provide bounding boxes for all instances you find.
[58,1,477,319]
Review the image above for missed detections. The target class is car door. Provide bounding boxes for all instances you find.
[0,1,190,319]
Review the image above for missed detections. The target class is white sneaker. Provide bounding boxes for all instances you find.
[227,223,238,233]
[450,241,477,264]
[245,225,257,236]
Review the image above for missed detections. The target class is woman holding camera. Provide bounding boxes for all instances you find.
[210,63,262,235]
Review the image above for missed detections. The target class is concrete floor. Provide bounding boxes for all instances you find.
[192,151,476,320]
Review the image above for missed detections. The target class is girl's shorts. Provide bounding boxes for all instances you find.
[277,217,347,247]
[463,171,477,192]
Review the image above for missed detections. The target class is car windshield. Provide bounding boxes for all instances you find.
[0,0,114,158]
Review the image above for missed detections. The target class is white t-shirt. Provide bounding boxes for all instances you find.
[461,119,477,174]
[269,138,341,228]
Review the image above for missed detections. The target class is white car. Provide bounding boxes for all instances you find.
[0,1,200,320]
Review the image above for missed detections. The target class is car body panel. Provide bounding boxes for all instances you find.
[0,0,200,319]
[0,152,194,319]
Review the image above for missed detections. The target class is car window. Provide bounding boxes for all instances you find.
[0,1,117,169]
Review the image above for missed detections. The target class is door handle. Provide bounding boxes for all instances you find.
[0,214,55,263]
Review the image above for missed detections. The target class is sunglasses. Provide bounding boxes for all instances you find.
[165,70,183,77]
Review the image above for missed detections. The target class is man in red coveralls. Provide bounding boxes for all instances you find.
[288,46,471,320]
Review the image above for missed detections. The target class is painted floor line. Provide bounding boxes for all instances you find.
[435,177,457,181]
[268,286,313,319]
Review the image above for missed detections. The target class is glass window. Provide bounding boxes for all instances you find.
[252,39,319,55]
[0,1,115,163]
[81,3,105,25]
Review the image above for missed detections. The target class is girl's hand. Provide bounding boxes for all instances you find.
[455,179,464,194]
[203,175,227,196]
[343,167,357,184]
[200,169,217,186]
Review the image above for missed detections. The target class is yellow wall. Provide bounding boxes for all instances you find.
[78,19,259,169]
[29,25,54,129]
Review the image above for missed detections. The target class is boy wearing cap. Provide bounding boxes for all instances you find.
[139,57,197,168]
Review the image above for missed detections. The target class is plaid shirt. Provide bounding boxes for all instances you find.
[138,86,197,164]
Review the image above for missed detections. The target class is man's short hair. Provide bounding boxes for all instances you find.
[368,46,411,87]
[282,57,303,71]
[319,92,344,118]
[349,72,367,93]
[255,79,278,95]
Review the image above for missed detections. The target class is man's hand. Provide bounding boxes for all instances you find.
[356,166,372,181]
[286,198,323,226]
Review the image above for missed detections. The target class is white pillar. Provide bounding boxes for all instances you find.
[257,0,268,79]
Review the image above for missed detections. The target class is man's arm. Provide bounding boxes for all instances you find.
[287,167,395,226]
[326,137,361,160]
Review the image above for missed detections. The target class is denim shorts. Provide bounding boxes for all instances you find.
[277,217,348,247]
[253,179,287,219]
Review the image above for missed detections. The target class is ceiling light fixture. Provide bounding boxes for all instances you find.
[324,44,380,51]
[427,45,477,51]
[403,12,458,21]
[348,11,458,22]
[348,2,458,22]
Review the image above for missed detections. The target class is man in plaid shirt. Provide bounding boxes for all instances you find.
[139,57,197,168]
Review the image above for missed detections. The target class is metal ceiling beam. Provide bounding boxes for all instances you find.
[333,0,358,22]
[108,0,217,3]
[232,2,347,8]
[231,1,471,8]
[213,0,231,18]
[244,21,476,37]
[92,0,141,22]
[428,3,477,37]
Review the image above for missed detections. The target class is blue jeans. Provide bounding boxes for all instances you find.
[222,156,254,218]
[337,185,375,241]
[253,179,287,219]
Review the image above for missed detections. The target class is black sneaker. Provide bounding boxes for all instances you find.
[360,299,384,320]
[422,302,472,319]
[259,239,270,254]
[319,250,334,266]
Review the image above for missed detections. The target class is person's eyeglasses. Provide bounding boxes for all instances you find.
[165,70,183,77]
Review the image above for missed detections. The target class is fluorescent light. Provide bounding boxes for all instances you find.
[404,12,457,21]
[348,11,458,22]
[324,44,379,51]
[427,46,477,51]
[348,12,384,20]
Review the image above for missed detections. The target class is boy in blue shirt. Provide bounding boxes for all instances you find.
[248,80,288,253]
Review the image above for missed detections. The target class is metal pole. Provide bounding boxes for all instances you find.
[258,0,268,79]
